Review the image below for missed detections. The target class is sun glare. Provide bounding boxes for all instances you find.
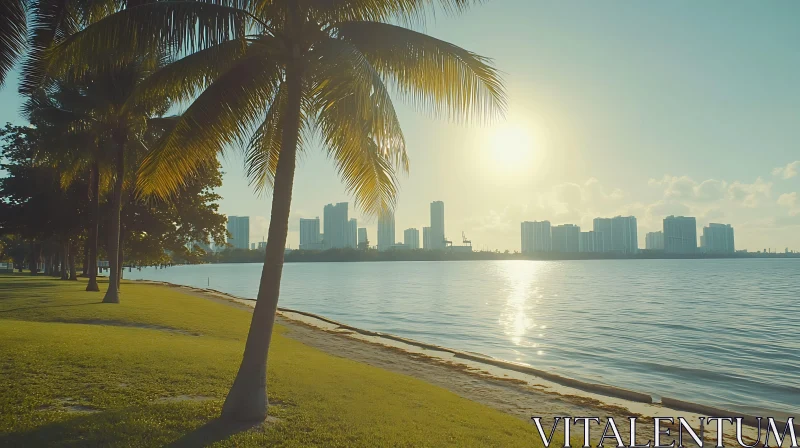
[488,123,537,169]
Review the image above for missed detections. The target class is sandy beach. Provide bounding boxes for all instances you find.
[140,280,798,446]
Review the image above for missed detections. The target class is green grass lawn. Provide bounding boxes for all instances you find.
[0,274,544,447]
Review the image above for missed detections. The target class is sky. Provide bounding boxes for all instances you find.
[2,1,800,252]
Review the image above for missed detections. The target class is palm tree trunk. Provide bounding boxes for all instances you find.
[117,229,123,288]
[103,135,125,304]
[81,239,88,276]
[28,241,38,275]
[69,239,78,280]
[86,162,100,291]
[221,62,303,422]
[60,242,69,280]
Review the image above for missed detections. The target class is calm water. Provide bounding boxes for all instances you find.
[126,259,800,416]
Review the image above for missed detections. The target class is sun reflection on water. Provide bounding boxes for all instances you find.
[498,261,545,348]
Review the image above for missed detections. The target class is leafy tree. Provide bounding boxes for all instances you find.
[47,0,505,421]
[0,123,88,277]
[119,162,227,267]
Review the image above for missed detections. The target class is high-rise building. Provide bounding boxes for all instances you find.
[430,201,445,250]
[551,224,580,253]
[323,202,349,249]
[357,227,368,249]
[611,216,638,254]
[377,212,395,251]
[663,216,697,254]
[521,221,552,254]
[702,223,735,254]
[592,218,613,253]
[226,216,250,249]
[404,228,420,250]
[299,217,322,250]
[645,231,664,250]
[579,231,604,253]
[422,227,431,250]
[594,216,637,253]
[346,218,358,249]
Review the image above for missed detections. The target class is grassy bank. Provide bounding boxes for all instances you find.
[0,274,543,447]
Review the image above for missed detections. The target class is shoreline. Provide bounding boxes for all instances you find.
[133,278,797,438]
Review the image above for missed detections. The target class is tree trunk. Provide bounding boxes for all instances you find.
[86,162,100,291]
[69,239,78,280]
[103,135,125,303]
[117,229,123,289]
[221,61,303,422]
[81,238,89,276]
[28,241,38,274]
[60,242,69,280]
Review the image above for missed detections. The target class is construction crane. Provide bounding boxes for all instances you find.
[462,232,471,247]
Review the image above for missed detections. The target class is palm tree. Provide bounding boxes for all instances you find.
[29,57,171,302]
[47,0,505,421]
[24,81,113,291]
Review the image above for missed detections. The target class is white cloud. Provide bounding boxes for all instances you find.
[727,177,772,207]
[648,175,727,202]
[777,192,799,216]
[772,161,799,179]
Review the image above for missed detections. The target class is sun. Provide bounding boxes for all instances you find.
[488,123,536,168]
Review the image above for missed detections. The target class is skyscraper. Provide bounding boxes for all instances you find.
[226,216,250,249]
[430,201,445,250]
[377,212,395,251]
[663,216,697,254]
[645,231,664,250]
[323,202,349,249]
[520,221,551,254]
[611,216,638,254]
[551,224,580,253]
[346,218,358,249]
[593,216,637,253]
[592,218,613,253]
[422,227,431,250]
[357,227,368,249]
[702,223,735,254]
[299,217,322,250]
[404,228,420,249]
[579,231,603,253]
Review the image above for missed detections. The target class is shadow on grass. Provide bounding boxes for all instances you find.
[166,417,262,448]
[0,406,258,448]
[0,302,103,314]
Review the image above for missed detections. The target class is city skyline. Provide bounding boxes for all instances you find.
[7,3,798,252]
[238,203,777,253]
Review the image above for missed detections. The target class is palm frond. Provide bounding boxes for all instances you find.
[138,46,281,199]
[20,0,85,94]
[335,20,505,122]
[126,38,249,111]
[44,1,252,82]
[244,82,286,195]
[0,0,27,87]
[311,40,408,216]
[305,0,480,24]
[317,108,402,218]
[310,37,406,169]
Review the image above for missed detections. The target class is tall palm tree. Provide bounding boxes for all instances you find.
[24,81,114,291]
[47,0,505,421]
